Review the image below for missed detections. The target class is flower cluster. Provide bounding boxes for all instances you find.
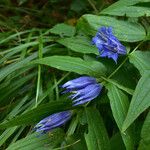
[34,26,127,134]
[92,26,126,63]
[34,76,102,133]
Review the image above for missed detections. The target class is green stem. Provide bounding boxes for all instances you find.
[108,57,128,79]
[130,40,144,54]
[53,73,59,101]
[35,65,41,107]
[107,40,144,79]
[35,32,43,107]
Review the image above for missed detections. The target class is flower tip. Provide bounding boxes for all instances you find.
[34,111,72,134]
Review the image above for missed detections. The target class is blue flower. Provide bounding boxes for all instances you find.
[92,26,126,63]
[62,76,102,106]
[34,111,72,133]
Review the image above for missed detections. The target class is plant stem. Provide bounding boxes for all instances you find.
[108,57,128,79]
[130,40,144,54]
[35,33,43,107]
[107,40,144,79]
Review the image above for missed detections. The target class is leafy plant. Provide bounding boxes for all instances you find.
[1,0,150,150]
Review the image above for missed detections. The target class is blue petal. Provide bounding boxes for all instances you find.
[72,84,102,105]
[100,50,109,57]
[92,26,127,63]
[61,76,96,89]
[117,44,127,55]
[34,111,71,133]
[110,53,118,63]
[92,36,104,50]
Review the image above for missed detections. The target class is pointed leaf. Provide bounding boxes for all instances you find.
[57,37,98,54]
[0,100,72,129]
[84,107,110,150]
[50,23,75,37]
[101,6,150,17]
[123,71,150,131]
[33,56,106,77]
[107,84,134,150]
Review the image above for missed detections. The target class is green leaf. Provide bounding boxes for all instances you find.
[77,15,146,42]
[0,41,37,64]
[57,37,98,54]
[0,45,53,82]
[50,23,76,37]
[101,3,150,17]
[33,56,106,77]
[65,134,87,150]
[129,51,150,75]
[0,30,31,45]
[0,96,29,146]
[0,99,72,129]
[84,107,110,150]
[122,71,150,131]
[103,78,134,95]
[0,73,36,106]
[0,127,18,147]
[6,129,65,150]
[111,62,137,92]
[138,111,150,150]
[100,0,150,14]
[107,84,134,150]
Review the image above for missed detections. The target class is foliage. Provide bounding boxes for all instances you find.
[0,0,150,150]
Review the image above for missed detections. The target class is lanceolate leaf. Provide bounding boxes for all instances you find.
[50,23,76,37]
[77,15,146,42]
[33,56,106,77]
[0,45,53,82]
[0,127,18,147]
[129,51,150,75]
[100,0,150,14]
[57,37,98,54]
[0,100,72,129]
[101,5,150,17]
[107,84,134,150]
[103,78,134,95]
[122,71,150,131]
[84,107,110,150]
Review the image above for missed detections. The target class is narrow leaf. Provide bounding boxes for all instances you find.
[33,56,106,77]
[84,107,110,150]
[0,100,72,129]
[122,71,150,131]
[107,84,134,150]
[57,37,98,54]
[101,6,150,17]
[100,0,150,15]
[50,23,75,37]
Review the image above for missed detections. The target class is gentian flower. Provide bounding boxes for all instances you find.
[62,76,102,106]
[34,111,72,133]
[92,26,126,63]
